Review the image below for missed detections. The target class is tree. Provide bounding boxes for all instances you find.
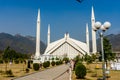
[103,37,115,68]
[3,46,11,60]
[74,55,83,63]
[3,46,11,72]
[103,37,115,61]
[3,46,29,60]
[84,54,93,64]
[91,54,97,62]
[73,55,83,70]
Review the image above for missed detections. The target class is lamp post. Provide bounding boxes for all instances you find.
[93,21,111,80]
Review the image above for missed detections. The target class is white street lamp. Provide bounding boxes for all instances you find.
[94,21,111,80]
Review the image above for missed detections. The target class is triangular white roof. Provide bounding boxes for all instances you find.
[44,34,88,56]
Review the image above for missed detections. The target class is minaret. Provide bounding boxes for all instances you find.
[91,6,97,53]
[47,24,50,46]
[35,9,41,59]
[86,23,90,54]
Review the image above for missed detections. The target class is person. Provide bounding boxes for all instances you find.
[39,63,42,69]
[70,60,75,70]
[67,60,71,67]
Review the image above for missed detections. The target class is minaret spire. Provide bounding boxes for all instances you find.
[47,24,50,46]
[35,9,41,59]
[86,23,90,54]
[37,9,40,22]
[91,6,95,20]
[91,6,97,53]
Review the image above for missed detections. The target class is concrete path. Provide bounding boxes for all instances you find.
[12,64,70,80]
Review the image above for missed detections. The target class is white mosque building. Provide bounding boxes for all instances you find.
[34,6,97,63]
[43,24,90,60]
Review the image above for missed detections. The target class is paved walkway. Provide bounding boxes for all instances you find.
[12,64,70,80]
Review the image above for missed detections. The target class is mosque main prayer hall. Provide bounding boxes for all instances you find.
[33,6,97,63]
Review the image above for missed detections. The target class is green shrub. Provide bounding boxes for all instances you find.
[51,61,55,66]
[5,70,14,77]
[14,60,19,64]
[52,58,54,60]
[56,60,63,65]
[4,60,8,63]
[75,63,86,79]
[46,61,50,67]
[63,57,69,64]
[59,60,63,64]
[56,61,60,65]
[26,68,29,73]
[33,63,39,71]
[43,61,50,68]
[0,70,3,73]
[20,60,23,63]
[43,62,47,68]
[55,61,59,65]
[0,60,3,64]
[55,57,59,60]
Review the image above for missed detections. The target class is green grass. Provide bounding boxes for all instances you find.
[72,62,120,80]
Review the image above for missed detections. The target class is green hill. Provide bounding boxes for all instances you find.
[96,34,120,52]
[0,33,46,54]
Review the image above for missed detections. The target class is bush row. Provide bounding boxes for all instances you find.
[33,60,63,71]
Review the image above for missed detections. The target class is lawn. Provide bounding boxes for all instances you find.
[0,62,58,80]
[0,62,120,80]
[0,63,35,80]
[72,62,120,80]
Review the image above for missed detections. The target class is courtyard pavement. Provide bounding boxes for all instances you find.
[12,64,70,80]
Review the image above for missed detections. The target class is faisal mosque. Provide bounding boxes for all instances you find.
[33,6,97,63]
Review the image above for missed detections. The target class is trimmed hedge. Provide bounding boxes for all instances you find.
[56,60,63,65]
[59,60,63,64]
[26,68,29,73]
[75,63,86,79]
[4,60,9,63]
[43,61,50,68]
[20,60,23,63]
[6,70,14,77]
[51,61,55,66]
[0,60,3,64]
[33,63,39,71]
[63,57,69,64]
[14,60,19,64]
[56,61,60,65]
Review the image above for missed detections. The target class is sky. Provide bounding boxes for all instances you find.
[0,0,120,44]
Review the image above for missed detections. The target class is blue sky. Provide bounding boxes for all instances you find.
[0,0,120,44]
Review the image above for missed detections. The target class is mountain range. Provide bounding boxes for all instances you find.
[95,34,120,52]
[0,33,119,54]
[0,33,46,54]
[103,34,120,52]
